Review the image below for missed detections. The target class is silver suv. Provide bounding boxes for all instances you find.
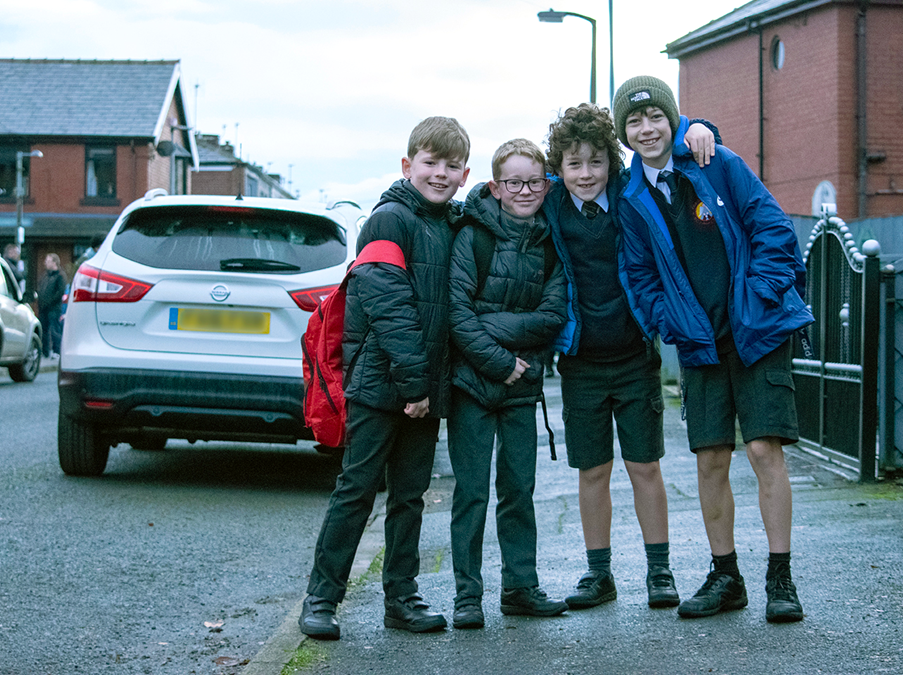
[0,256,42,382]
[58,190,362,476]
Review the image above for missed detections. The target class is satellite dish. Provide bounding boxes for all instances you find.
[156,141,175,157]
[812,180,837,216]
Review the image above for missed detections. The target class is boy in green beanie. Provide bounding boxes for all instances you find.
[613,75,813,623]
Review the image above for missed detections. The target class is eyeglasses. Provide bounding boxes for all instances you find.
[498,178,549,193]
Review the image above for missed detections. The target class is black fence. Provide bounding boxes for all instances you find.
[791,211,891,481]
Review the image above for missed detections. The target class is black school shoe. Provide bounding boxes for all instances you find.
[646,566,680,608]
[677,571,748,618]
[501,586,568,617]
[299,595,340,640]
[384,593,447,633]
[453,600,485,629]
[765,575,804,623]
[565,571,617,609]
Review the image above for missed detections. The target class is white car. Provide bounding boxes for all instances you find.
[58,190,363,476]
[0,256,42,382]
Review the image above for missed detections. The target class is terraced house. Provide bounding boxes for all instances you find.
[0,59,197,292]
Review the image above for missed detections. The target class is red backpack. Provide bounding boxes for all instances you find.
[301,240,406,448]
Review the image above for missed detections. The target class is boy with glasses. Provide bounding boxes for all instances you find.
[446,138,568,629]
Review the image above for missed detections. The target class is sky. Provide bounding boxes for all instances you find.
[1,0,744,211]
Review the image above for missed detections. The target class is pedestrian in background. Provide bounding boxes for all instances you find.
[37,252,66,358]
[3,243,25,292]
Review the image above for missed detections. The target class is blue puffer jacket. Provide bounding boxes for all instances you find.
[544,176,653,356]
[618,116,814,368]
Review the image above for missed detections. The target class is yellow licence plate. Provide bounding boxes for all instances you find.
[169,307,270,334]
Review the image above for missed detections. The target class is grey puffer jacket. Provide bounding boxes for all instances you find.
[342,179,460,418]
[448,183,567,409]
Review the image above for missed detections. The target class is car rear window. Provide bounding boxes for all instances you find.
[111,205,347,273]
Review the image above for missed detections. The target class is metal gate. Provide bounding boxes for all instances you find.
[791,209,890,481]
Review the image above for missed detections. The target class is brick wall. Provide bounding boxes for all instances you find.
[676,3,903,219]
[191,167,244,196]
[864,5,903,216]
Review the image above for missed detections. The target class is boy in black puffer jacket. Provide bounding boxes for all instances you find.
[446,138,568,629]
[301,116,471,641]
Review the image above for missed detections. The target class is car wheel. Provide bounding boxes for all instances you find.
[8,335,42,382]
[58,414,110,476]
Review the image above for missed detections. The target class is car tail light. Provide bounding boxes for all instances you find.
[289,285,338,312]
[71,265,154,303]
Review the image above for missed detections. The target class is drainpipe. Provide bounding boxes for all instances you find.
[748,19,765,180]
[758,26,765,181]
[857,1,869,217]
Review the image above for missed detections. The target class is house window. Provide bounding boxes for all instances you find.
[771,37,785,70]
[246,175,259,197]
[86,146,117,198]
[0,145,30,201]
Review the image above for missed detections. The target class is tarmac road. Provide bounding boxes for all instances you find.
[248,376,903,675]
[0,370,346,675]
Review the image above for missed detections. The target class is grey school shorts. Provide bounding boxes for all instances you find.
[681,338,799,451]
[558,350,665,470]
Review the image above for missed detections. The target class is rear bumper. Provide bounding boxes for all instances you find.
[58,367,311,443]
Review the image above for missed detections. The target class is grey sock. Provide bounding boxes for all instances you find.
[645,542,670,569]
[587,547,611,575]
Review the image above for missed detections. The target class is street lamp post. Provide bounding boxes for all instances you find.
[538,5,614,106]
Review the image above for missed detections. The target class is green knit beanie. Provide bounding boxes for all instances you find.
[613,75,680,149]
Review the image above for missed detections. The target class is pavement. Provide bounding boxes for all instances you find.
[33,357,903,673]
[243,377,903,674]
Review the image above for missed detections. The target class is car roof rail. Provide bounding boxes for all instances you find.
[327,200,361,210]
[144,188,169,201]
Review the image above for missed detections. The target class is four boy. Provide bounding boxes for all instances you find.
[301,79,810,638]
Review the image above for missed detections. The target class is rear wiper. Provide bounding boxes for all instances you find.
[220,258,301,272]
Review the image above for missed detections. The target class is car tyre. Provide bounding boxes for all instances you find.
[8,335,42,382]
[58,414,110,476]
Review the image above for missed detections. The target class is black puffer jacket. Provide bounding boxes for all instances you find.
[342,179,461,418]
[448,183,567,409]
[37,268,67,311]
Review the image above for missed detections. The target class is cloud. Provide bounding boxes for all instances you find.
[2,0,741,205]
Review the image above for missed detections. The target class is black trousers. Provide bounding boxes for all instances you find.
[447,389,539,606]
[306,401,440,604]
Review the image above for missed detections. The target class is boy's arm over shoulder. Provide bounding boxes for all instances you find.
[709,147,803,305]
[448,225,518,382]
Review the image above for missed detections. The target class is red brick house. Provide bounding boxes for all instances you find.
[193,133,293,199]
[0,59,198,290]
[666,0,903,219]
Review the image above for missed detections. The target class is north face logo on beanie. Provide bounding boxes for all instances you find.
[629,91,652,104]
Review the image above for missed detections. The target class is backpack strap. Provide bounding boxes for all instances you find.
[542,235,557,282]
[349,239,406,274]
[470,226,494,293]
